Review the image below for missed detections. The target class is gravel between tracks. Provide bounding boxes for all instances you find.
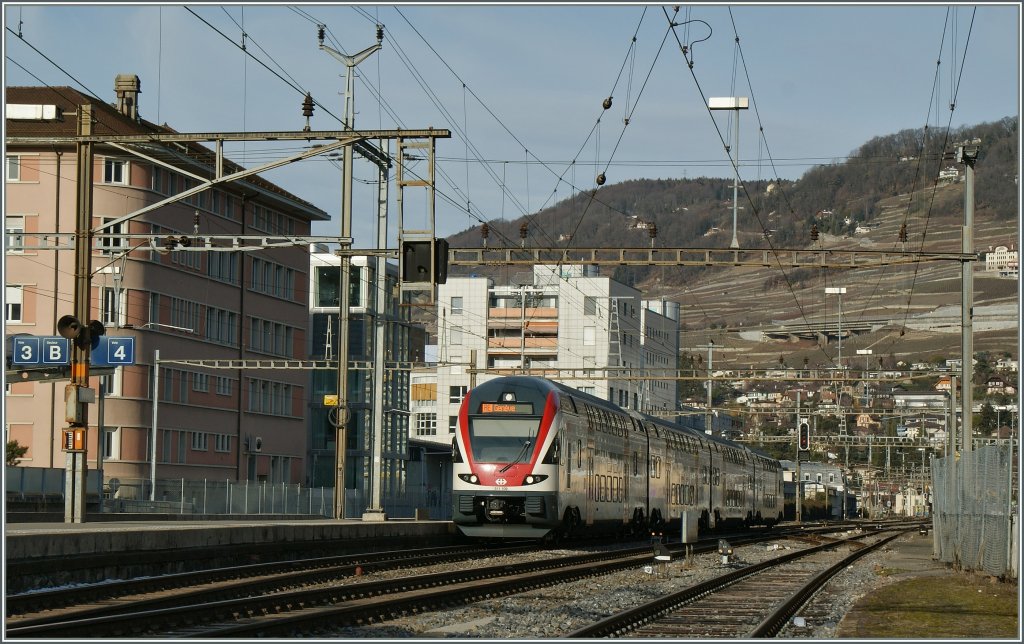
[321,531,904,639]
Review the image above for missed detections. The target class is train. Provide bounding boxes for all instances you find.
[452,376,784,540]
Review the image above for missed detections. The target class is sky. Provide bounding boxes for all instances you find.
[3,2,1021,247]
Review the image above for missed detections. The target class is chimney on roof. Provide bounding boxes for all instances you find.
[114,74,141,120]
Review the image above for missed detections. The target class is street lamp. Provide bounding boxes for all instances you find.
[826,287,847,434]
[826,287,847,372]
[708,97,749,249]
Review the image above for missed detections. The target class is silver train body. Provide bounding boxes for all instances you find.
[452,376,784,539]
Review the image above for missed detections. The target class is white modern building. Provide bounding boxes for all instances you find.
[412,264,680,451]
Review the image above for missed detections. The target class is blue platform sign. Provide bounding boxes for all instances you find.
[11,336,70,365]
[11,336,41,365]
[8,335,134,367]
[92,337,135,367]
[41,337,71,364]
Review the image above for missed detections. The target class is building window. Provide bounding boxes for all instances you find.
[583,326,596,346]
[6,155,21,181]
[100,286,124,327]
[449,385,467,403]
[216,376,232,396]
[214,434,231,452]
[193,372,209,393]
[99,217,125,256]
[450,327,463,345]
[102,427,120,460]
[584,296,597,315]
[5,216,25,253]
[415,413,437,436]
[451,297,463,314]
[449,415,458,433]
[208,253,238,284]
[315,266,339,307]
[191,432,209,451]
[103,158,127,184]
[5,285,23,322]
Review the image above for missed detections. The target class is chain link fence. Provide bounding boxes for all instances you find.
[932,443,1018,579]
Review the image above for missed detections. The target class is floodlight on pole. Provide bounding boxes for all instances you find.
[857,348,873,407]
[825,287,847,372]
[709,97,749,249]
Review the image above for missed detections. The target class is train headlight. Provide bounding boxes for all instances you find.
[458,473,480,484]
[522,474,548,485]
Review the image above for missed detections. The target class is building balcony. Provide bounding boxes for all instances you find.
[488,307,558,320]
[487,336,559,351]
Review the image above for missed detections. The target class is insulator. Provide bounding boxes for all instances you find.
[302,93,315,118]
[648,223,657,238]
[519,222,528,239]
[318,25,325,43]
[596,172,606,186]
[178,235,192,248]
[376,24,384,42]
[193,211,200,227]
[602,96,613,110]
[898,223,908,243]
[163,235,178,250]
[480,222,490,239]
[810,223,819,241]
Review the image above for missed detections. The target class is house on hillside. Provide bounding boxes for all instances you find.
[996,357,1018,372]
[855,413,881,435]
[986,376,1017,396]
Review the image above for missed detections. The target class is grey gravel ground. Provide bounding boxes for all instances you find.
[319,532,905,639]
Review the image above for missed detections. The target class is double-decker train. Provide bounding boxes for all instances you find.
[452,376,783,540]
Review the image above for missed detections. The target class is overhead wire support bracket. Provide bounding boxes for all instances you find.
[447,246,975,269]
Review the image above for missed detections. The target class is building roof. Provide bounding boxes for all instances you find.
[5,85,329,221]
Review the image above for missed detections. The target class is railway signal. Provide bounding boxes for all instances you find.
[401,238,449,285]
[798,421,811,451]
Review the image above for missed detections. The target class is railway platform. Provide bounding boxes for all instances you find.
[4,516,456,561]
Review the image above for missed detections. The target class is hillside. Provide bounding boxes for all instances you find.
[445,117,1019,369]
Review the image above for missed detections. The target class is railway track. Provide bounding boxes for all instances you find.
[564,528,905,638]
[6,523,912,638]
[5,543,537,628]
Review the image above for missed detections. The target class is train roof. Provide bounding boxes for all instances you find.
[472,376,779,464]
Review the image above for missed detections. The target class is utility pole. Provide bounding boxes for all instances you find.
[320,26,382,520]
[794,391,802,522]
[955,140,979,454]
[699,341,714,435]
[365,142,389,521]
[65,105,95,523]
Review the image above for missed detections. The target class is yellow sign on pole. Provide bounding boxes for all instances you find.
[323,394,339,407]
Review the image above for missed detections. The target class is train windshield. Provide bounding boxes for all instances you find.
[467,417,540,463]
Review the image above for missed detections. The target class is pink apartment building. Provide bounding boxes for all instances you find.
[5,76,327,494]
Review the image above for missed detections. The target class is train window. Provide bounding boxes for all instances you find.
[577,440,583,467]
[565,396,577,413]
[633,452,638,476]
[702,466,708,484]
[451,438,463,463]
[566,442,572,490]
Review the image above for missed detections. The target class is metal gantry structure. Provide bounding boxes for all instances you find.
[7,103,988,524]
